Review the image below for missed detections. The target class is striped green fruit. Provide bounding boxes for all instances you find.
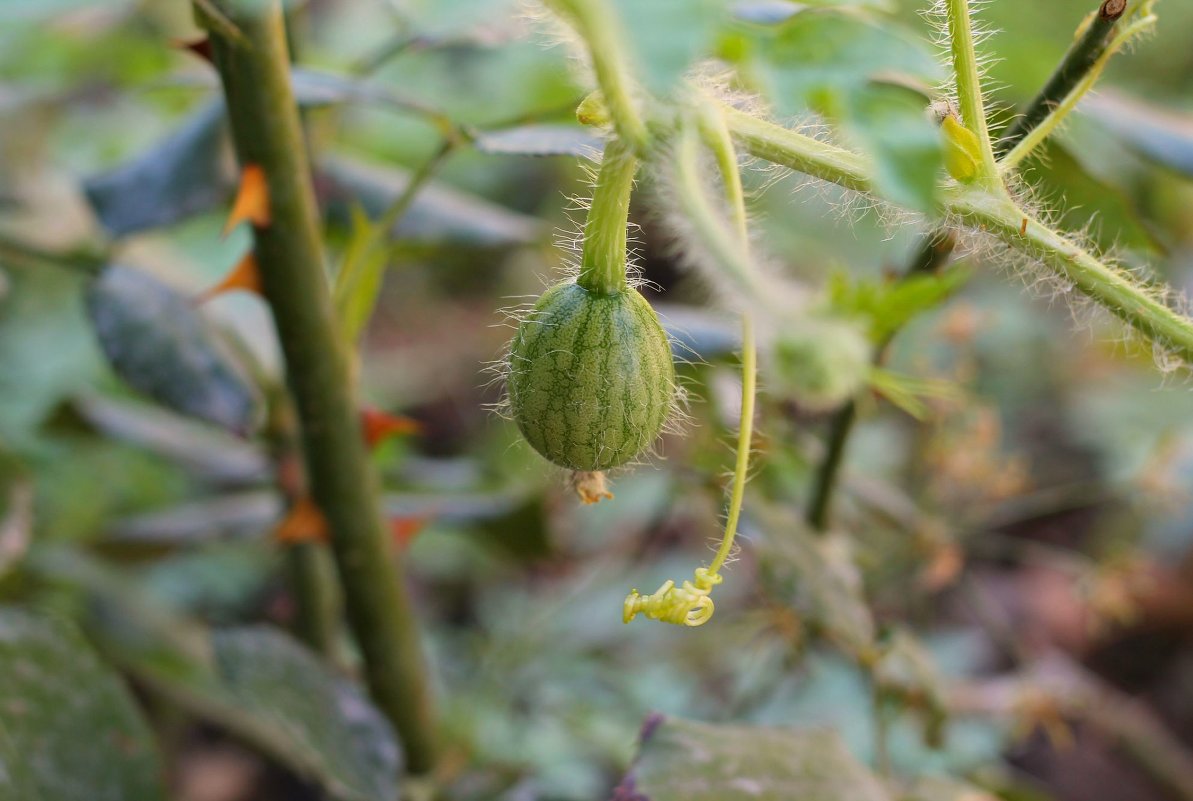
[508,280,676,471]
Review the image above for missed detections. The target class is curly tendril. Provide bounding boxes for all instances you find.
[621,110,758,628]
[623,568,723,626]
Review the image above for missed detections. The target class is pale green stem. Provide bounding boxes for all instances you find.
[944,0,1001,189]
[695,108,757,577]
[1000,9,1157,172]
[577,138,637,295]
[671,124,771,308]
[953,189,1193,361]
[715,104,1193,362]
[546,0,649,152]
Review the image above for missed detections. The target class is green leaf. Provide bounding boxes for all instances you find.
[333,205,393,347]
[868,368,962,421]
[0,607,167,801]
[83,100,233,237]
[85,265,263,435]
[846,83,943,212]
[29,548,401,801]
[321,154,542,248]
[739,10,943,209]
[1027,139,1160,254]
[741,10,940,110]
[829,266,970,343]
[216,628,402,800]
[610,0,729,95]
[618,716,890,801]
[131,627,402,801]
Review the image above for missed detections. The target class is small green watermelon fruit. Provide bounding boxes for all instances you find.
[508,280,676,472]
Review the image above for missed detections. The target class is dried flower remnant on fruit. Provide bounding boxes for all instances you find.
[572,470,614,504]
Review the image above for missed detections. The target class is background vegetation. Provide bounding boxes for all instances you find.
[4,0,1193,799]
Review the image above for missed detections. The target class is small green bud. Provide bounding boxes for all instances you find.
[770,320,871,411]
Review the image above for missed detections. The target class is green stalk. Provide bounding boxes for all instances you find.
[719,106,1193,361]
[943,0,1001,189]
[999,4,1156,172]
[546,0,648,153]
[577,138,637,295]
[200,0,438,774]
[670,126,768,306]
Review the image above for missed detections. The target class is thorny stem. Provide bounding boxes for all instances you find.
[995,0,1128,156]
[265,385,341,658]
[577,138,637,295]
[201,0,438,774]
[546,0,649,153]
[943,0,1001,190]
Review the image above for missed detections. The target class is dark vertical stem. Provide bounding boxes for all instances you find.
[200,0,438,774]
[995,0,1127,156]
[805,229,959,532]
[806,401,857,531]
[267,389,341,658]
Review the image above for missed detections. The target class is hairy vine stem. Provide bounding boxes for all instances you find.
[943,0,1000,190]
[545,0,648,153]
[716,102,1193,360]
[807,0,1146,530]
[200,0,438,774]
[578,138,638,295]
[696,109,758,581]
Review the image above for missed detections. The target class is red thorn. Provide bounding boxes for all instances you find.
[197,252,262,303]
[390,516,429,549]
[361,406,422,448]
[274,497,329,545]
[173,37,214,63]
[223,164,271,237]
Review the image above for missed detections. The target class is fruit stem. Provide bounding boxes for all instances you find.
[577,138,637,296]
[201,0,438,775]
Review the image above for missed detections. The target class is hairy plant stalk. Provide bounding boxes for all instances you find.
[669,130,770,309]
[718,105,1193,361]
[943,0,1000,189]
[694,110,757,578]
[200,0,438,774]
[578,138,637,294]
[807,0,1145,530]
[545,0,648,152]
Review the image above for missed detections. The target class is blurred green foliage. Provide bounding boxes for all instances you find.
[3,0,1193,799]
